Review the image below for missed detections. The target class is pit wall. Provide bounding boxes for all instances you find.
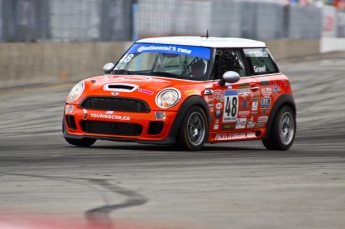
[0,39,321,89]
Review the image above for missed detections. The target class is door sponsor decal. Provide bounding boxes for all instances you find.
[236,118,247,129]
[223,90,238,123]
[213,90,224,102]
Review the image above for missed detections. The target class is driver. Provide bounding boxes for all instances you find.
[190,59,206,77]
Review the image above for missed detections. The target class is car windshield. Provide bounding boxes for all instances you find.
[114,43,212,81]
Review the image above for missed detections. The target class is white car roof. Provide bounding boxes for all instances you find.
[136,36,266,48]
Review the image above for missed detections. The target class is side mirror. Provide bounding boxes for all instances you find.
[219,71,240,87]
[103,63,115,74]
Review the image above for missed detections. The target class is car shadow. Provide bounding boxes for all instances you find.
[86,142,266,152]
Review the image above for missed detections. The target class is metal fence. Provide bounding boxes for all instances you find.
[0,0,342,43]
[0,0,133,42]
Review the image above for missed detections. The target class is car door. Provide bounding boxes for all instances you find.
[208,49,258,141]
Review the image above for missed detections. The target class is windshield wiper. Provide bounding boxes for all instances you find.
[150,71,184,79]
[112,69,136,75]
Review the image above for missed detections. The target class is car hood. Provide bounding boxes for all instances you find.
[85,74,200,94]
[76,74,204,110]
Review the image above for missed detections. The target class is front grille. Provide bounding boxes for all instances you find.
[80,97,150,112]
[80,120,142,136]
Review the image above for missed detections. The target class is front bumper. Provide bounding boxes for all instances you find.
[63,104,178,145]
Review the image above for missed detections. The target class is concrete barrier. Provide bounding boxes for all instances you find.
[264,39,320,59]
[0,42,133,89]
[320,38,345,53]
[0,39,321,89]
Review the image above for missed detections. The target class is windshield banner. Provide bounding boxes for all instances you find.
[127,43,211,60]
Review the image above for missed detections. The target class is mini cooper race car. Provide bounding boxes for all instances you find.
[63,36,296,151]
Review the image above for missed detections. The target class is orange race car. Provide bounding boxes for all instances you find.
[62,36,296,151]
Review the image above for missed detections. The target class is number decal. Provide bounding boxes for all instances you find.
[119,54,134,63]
[223,90,238,122]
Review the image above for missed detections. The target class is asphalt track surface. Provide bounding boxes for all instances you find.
[0,52,344,229]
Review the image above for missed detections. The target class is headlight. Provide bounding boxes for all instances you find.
[155,88,181,109]
[68,81,85,102]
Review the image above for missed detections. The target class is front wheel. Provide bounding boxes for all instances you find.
[62,118,96,147]
[64,137,96,147]
[174,106,208,151]
[262,106,296,150]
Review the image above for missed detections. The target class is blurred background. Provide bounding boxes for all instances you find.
[0,0,344,88]
[1,0,344,42]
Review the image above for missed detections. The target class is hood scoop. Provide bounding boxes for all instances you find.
[103,83,139,92]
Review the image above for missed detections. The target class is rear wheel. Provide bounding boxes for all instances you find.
[62,118,96,147]
[174,106,208,151]
[262,106,296,150]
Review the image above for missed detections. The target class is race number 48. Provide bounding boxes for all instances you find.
[223,90,238,122]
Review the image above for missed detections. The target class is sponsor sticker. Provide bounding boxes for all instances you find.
[260,78,270,86]
[241,99,249,110]
[239,111,250,116]
[261,98,271,109]
[222,123,236,130]
[251,91,260,101]
[215,110,222,118]
[247,121,256,128]
[213,124,219,130]
[239,88,251,96]
[185,89,200,96]
[236,118,247,129]
[128,43,212,60]
[248,50,269,57]
[216,102,223,109]
[256,123,265,128]
[272,82,281,93]
[252,101,258,111]
[90,113,130,121]
[257,116,268,122]
[261,87,272,97]
[204,89,213,95]
[65,105,74,113]
[215,132,256,141]
[213,90,224,101]
[254,65,266,73]
[138,88,154,95]
[121,76,167,83]
[238,83,250,89]
[261,109,268,115]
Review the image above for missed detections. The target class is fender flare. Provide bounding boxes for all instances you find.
[263,94,296,139]
[164,95,211,144]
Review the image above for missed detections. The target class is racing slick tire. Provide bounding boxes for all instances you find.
[62,118,96,147]
[174,106,208,151]
[262,106,296,150]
